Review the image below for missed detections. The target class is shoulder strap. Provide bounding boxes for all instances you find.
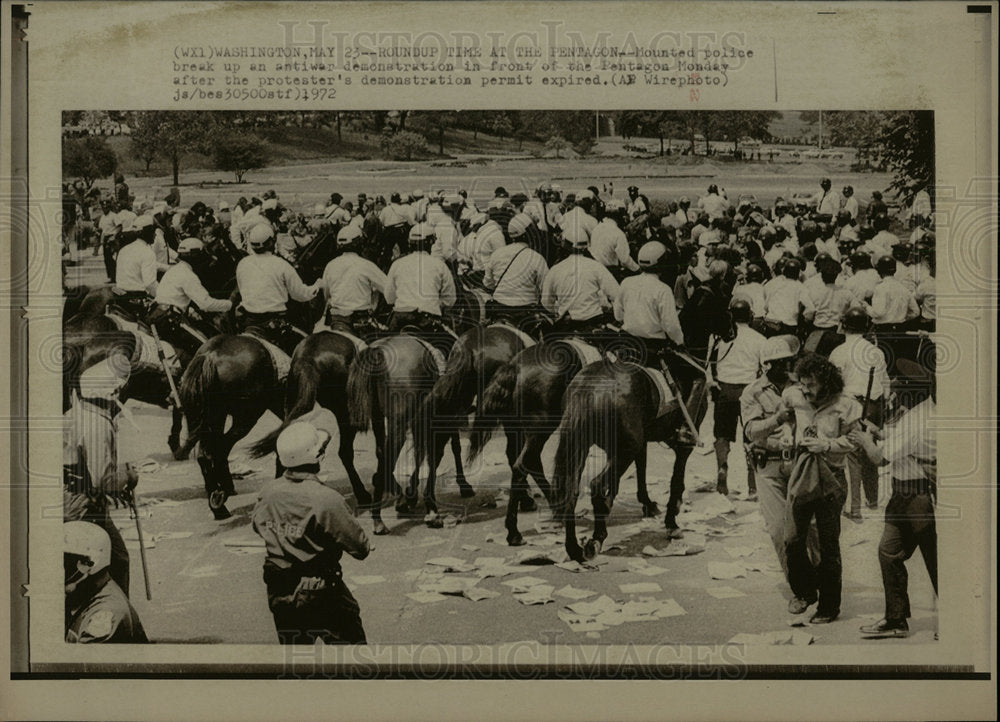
[490,246,529,299]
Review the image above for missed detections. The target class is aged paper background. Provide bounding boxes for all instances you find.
[2,0,996,719]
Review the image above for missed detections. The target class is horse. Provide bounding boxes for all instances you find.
[178,334,284,519]
[412,323,534,517]
[550,358,708,563]
[347,333,458,535]
[247,330,373,509]
[464,338,590,546]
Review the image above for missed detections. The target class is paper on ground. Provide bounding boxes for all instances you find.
[706,586,746,599]
[463,588,501,602]
[513,585,555,605]
[620,582,663,594]
[554,585,597,600]
[708,562,747,580]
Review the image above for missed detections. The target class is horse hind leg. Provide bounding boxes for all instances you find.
[589,446,637,555]
[634,443,660,517]
[451,434,475,498]
[664,445,694,537]
[504,432,531,546]
[337,422,372,510]
[516,431,552,511]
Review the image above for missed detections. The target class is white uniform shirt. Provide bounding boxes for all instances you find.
[154,260,232,313]
[236,253,317,314]
[613,273,683,344]
[801,281,854,328]
[627,196,648,219]
[379,203,409,228]
[559,206,598,236]
[843,195,860,219]
[915,275,935,321]
[590,219,639,272]
[385,252,456,316]
[474,221,507,270]
[698,193,729,220]
[320,252,388,314]
[713,324,765,385]
[864,231,898,259]
[324,205,351,226]
[867,276,919,324]
[815,189,842,217]
[763,276,803,326]
[844,268,880,303]
[99,211,118,239]
[829,333,891,400]
[732,281,766,318]
[115,240,158,293]
[431,218,461,264]
[485,242,548,307]
[542,254,620,321]
[523,199,548,232]
[885,397,936,481]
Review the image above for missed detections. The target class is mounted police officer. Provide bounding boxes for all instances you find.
[149,237,233,367]
[613,240,684,366]
[541,224,620,339]
[112,215,159,322]
[252,421,371,645]
[483,213,549,335]
[319,224,388,339]
[235,223,320,356]
[385,222,458,357]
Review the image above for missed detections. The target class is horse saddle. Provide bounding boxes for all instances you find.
[241,329,292,383]
[105,312,180,376]
[488,322,537,350]
[640,366,676,419]
[407,335,448,375]
[560,337,604,367]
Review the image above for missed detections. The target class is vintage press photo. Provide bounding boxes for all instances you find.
[3,1,996,720]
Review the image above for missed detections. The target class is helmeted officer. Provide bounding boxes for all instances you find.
[65,521,147,644]
[112,215,159,321]
[252,421,371,645]
[318,224,388,338]
[541,224,620,337]
[613,240,684,365]
[235,223,319,356]
[150,237,233,366]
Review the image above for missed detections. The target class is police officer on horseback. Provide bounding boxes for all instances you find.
[541,224,620,337]
[235,223,320,356]
[385,222,458,356]
[150,237,233,367]
[319,224,388,339]
[483,213,550,335]
[613,240,684,366]
[111,215,159,322]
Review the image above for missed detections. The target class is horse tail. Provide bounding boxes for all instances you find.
[178,350,218,443]
[346,346,383,431]
[430,337,474,415]
[466,358,517,462]
[248,354,323,459]
[551,385,601,519]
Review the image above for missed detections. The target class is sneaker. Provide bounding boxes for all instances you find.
[788,596,816,615]
[809,610,840,624]
[859,618,909,638]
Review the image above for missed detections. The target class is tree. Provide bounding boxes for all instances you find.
[62,136,117,188]
[490,114,514,141]
[213,133,270,183]
[409,111,458,155]
[878,111,934,207]
[381,131,427,161]
[545,135,569,158]
[129,111,218,186]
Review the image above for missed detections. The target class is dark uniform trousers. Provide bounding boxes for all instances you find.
[389,310,455,359]
[879,479,937,621]
[484,301,548,339]
[108,291,152,325]
[785,468,848,615]
[262,561,366,645]
[237,309,307,358]
[147,304,214,368]
[326,310,381,343]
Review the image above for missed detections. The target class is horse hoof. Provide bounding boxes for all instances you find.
[459,485,476,499]
[643,503,661,518]
[507,533,525,547]
[373,521,390,536]
[173,449,191,461]
[519,496,538,513]
[581,537,602,561]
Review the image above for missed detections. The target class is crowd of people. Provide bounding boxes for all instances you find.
[62,172,938,643]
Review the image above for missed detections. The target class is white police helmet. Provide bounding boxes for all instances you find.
[64,521,111,592]
[276,421,331,468]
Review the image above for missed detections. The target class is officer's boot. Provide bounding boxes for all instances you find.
[714,438,730,495]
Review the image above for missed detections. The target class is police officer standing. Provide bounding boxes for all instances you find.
[252,422,371,645]
[319,224,388,338]
[65,521,147,644]
[235,223,319,356]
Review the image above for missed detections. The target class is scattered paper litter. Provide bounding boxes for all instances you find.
[463,588,501,602]
[566,595,620,617]
[140,498,182,508]
[706,586,746,599]
[461,544,480,552]
[699,494,737,516]
[526,534,563,547]
[349,575,387,585]
[724,545,759,559]
[708,561,747,580]
[534,521,563,534]
[406,591,448,603]
[620,582,663,594]
[151,531,193,541]
[787,618,808,628]
[135,459,162,474]
[729,631,816,646]
[514,548,567,565]
[554,585,597,600]
[426,557,476,573]
[644,543,705,557]
[558,611,609,632]
[651,599,687,618]
[501,576,550,593]
[554,560,595,573]
[632,564,668,577]
[418,576,480,595]
[474,556,508,568]
[513,585,555,605]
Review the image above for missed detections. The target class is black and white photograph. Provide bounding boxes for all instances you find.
[58,108,942,647]
[3,2,995,720]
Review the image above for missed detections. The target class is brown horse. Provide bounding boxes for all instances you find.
[179,334,284,519]
[551,359,708,563]
[347,334,450,535]
[413,323,533,513]
[465,338,595,546]
[248,330,372,509]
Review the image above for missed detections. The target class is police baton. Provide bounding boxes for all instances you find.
[150,323,183,413]
[862,366,876,426]
[659,360,701,445]
[125,484,153,601]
